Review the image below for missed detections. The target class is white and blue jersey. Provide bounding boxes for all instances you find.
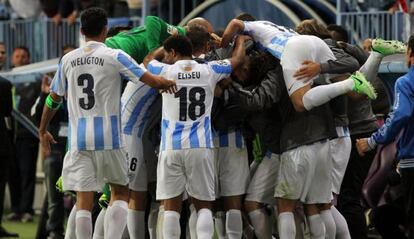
[214,128,245,149]
[147,59,232,151]
[369,67,414,168]
[121,80,158,138]
[243,20,298,59]
[50,41,147,151]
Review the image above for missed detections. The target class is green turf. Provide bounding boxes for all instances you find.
[2,215,39,239]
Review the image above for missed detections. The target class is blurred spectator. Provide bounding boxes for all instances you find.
[34,44,74,239]
[0,42,6,71]
[7,46,41,223]
[9,0,41,19]
[127,0,141,17]
[0,77,18,237]
[11,46,30,67]
[41,0,97,25]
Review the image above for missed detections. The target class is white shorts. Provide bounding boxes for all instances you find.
[246,152,280,205]
[62,149,129,192]
[156,148,215,201]
[330,136,352,194]
[124,134,147,191]
[215,146,249,197]
[280,35,336,95]
[275,140,332,204]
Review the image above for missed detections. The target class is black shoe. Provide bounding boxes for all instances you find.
[0,226,19,237]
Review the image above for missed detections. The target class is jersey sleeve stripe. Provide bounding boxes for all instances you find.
[117,52,146,78]
[111,115,120,149]
[219,130,229,147]
[123,88,157,134]
[147,63,164,75]
[189,121,200,148]
[211,63,232,74]
[235,128,243,148]
[204,116,212,148]
[172,122,184,150]
[137,104,154,138]
[161,119,169,151]
[94,117,104,150]
[50,62,63,94]
[77,118,87,150]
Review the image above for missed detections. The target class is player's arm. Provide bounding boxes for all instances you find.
[228,35,250,69]
[221,19,245,48]
[143,47,164,67]
[356,78,413,155]
[39,92,61,157]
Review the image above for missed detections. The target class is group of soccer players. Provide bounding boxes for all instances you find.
[38,6,408,239]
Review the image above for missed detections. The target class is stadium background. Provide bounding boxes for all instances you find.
[0,0,410,238]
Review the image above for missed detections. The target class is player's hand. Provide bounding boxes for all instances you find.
[41,75,51,93]
[356,138,370,156]
[159,78,177,94]
[210,33,222,49]
[39,130,57,158]
[235,35,252,45]
[294,60,321,81]
[52,14,62,25]
[67,11,78,25]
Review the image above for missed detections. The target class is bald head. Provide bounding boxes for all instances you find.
[186,17,213,33]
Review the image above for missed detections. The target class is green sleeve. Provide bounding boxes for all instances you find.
[144,16,184,52]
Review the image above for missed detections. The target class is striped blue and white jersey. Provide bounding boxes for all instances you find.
[121,79,158,138]
[243,20,298,59]
[50,41,147,151]
[147,59,232,151]
[213,128,245,149]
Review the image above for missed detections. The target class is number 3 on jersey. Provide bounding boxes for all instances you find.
[174,86,206,121]
[77,73,95,110]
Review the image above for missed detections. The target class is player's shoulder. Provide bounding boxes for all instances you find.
[207,59,232,74]
[147,59,168,75]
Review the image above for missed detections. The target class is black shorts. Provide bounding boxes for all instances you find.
[401,167,414,222]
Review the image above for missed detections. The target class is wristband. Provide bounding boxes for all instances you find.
[46,94,61,110]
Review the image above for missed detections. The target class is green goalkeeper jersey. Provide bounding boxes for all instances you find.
[105,16,186,63]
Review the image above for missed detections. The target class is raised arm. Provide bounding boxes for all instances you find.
[228,35,250,70]
[221,19,245,48]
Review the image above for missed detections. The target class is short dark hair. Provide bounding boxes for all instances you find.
[107,25,133,37]
[163,35,193,57]
[186,26,210,54]
[326,24,349,43]
[80,7,108,38]
[236,13,256,21]
[13,46,30,57]
[408,34,414,53]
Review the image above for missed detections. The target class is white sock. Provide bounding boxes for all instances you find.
[127,209,146,239]
[105,200,128,239]
[197,208,214,239]
[76,209,92,239]
[226,209,242,239]
[360,51,382,82]
[302,79,354,110]
[320,209,336,239]
[65,206,77,239]
[148,202,160,239]
[163,210,181,239]
[278,212,295,239]
[157,205,165,239]
[214,211,226,239]
[104,206,111,236]
[307,214,326,239]
[189,204,198,239]
[248,208,272,239]
[331,206,351,239]
[93,209,106,239]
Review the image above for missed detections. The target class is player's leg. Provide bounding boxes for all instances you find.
[76,191,95,239]
[360,39,406,82]
[156,150,186,239]
[304,204,326,239]
[148,201,160,239]
[276,199,297,239]
[219,146,249,239]
[245,152,280,239]
[61,150,98,239]
[92,208,106,239]
[65,205,77,239]
[185,148,216,239]
[329,135,352,239]
[98,149,130,239]
[128,192,147,239]
[281,35,376,112]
